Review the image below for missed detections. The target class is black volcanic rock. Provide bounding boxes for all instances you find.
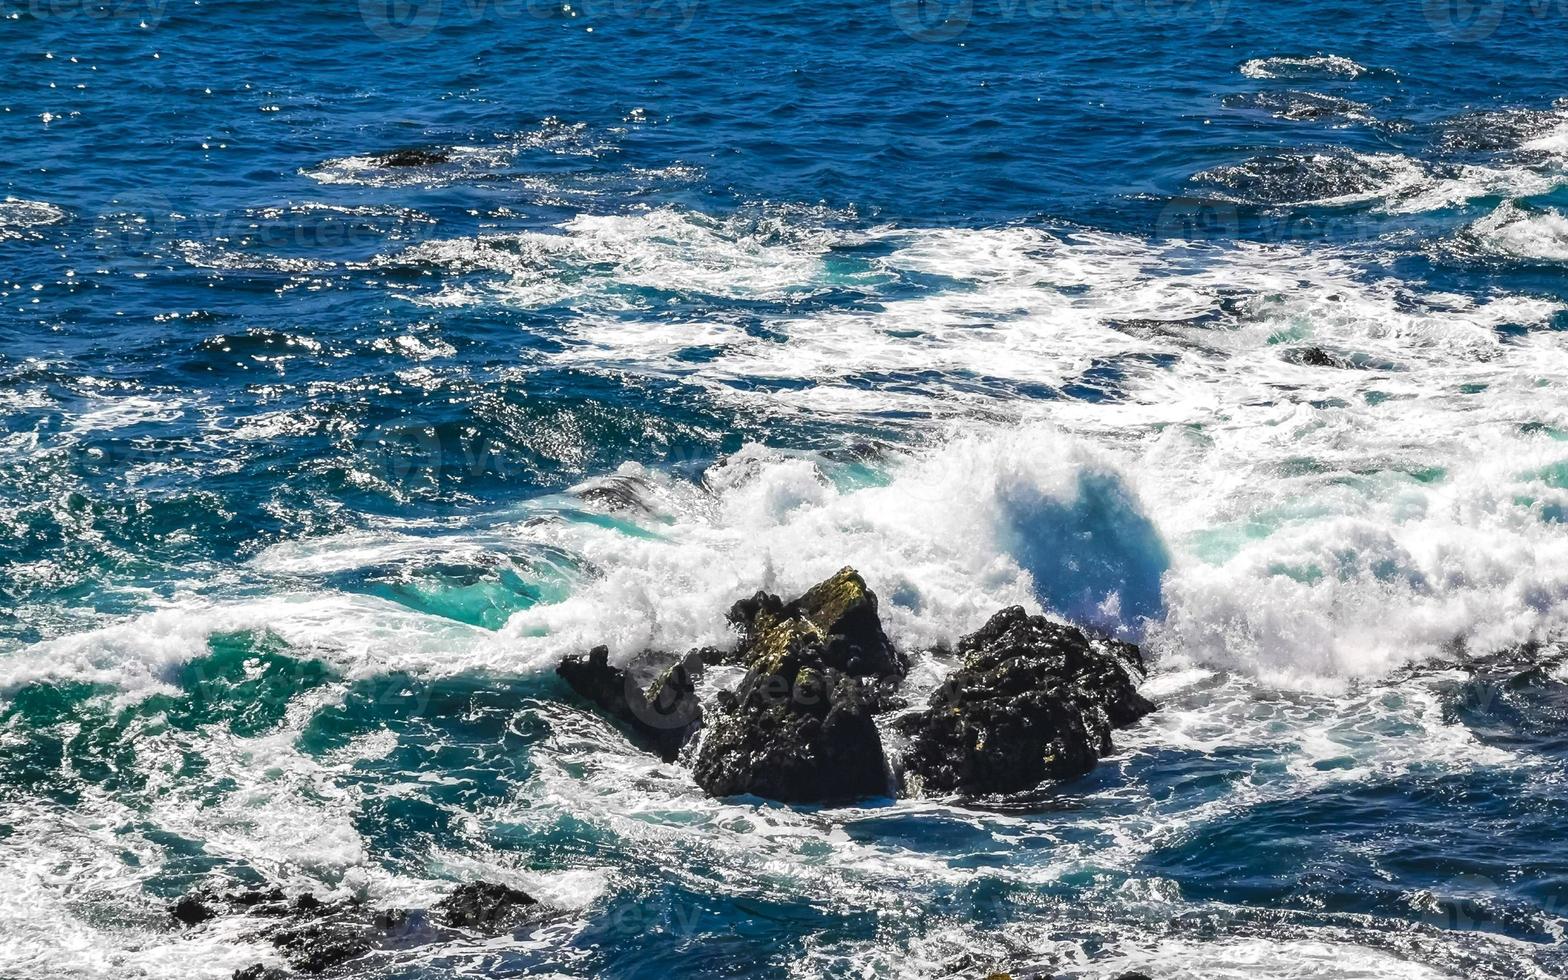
[435,881,546,932]
[181,879,558,975]
[556,645,704,762]
[726,567,906,679]
[898,606,1155,796]
[373,148,450,167]
[171,894,217,927]
[690,654,888,803]
[691,568,897,803]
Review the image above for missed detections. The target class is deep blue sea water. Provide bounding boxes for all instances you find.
[4,0,1568,976]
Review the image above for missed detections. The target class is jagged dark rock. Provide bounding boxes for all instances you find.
[1291,345,1340,367]
[228,887,287,911]
[171,894,216,926]
[690,659,889,803]
[692,569,902,802]
[726,589,790,642]
[268,920,372,974]
[373,147,450,167]
[898,606,1155,796]
[180,880,556,975]
[1283,345,1368,369]
[726,567,907,680]
[257,894,410,975]
[556,645,704,762]
[435,881,547,932]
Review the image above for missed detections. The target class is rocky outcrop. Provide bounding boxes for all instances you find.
[171,893,217,926]
[373,148,450,168]
[690,568,899,802]
[554,569,1156,806]
[897,606,1155,796]
[556,645,704,762]
[726,567,906,680]
[435,881,547,932]
[689,657,888,803]
[178,880,553,977]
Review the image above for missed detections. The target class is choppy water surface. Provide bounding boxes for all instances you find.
[3,0,1568,976]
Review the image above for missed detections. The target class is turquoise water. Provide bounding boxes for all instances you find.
[3,0,1568,976]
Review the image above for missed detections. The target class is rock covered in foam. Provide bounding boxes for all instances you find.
[435,881,547,931]
[179,880,555,977]
[898,606,1155,796]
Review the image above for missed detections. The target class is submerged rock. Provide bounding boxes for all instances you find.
[898,606,1154,796]
[181,879,554,976]
[570,472,658,514]
[435,881,547,932]
[171,894,217,927]
[556,645,704,762]
[373,147,450,168]
[1284,345,1345,368]
[692,568,899,803]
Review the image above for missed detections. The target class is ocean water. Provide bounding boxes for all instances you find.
[3,0,1568,976]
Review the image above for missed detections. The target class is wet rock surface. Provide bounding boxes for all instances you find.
[726,566,907,680]
[174,880,554,977]
[898,606,1155,796]
[372,147,450,168]
[557,645,705,762]
[690,658,889,803]
[690,568,904,802]
[434,880,548,932]
[555,569,1156,805]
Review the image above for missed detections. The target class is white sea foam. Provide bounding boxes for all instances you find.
[0,197,66,241]
[1239,55,1371,80]
[1521,111,1568,156]
[1468,201,1568,261]
[533,221,1568,682]
[303,120,610,188]
[1384,163,1568,214]
[0,805,278,980]
[0,593,493,694]
[381,207,846,307]
[66,394,188,433]
[8,209,1563,694]
[1095,938,1455,979]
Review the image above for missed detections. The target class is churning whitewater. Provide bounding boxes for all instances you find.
[3,1,1568,978]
